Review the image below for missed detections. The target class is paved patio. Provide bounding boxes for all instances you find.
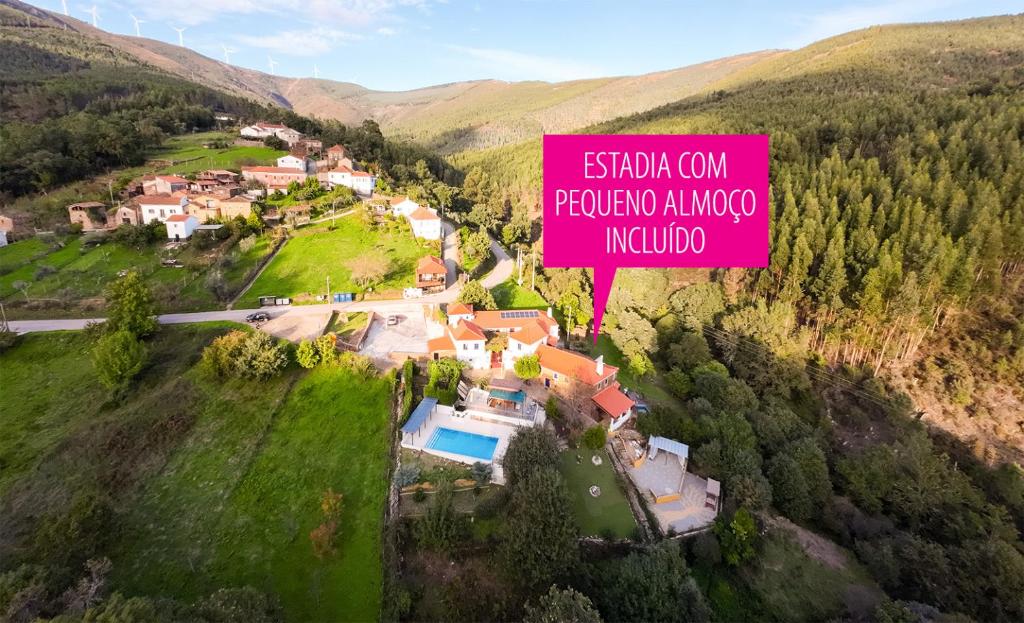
[628,453,718,534]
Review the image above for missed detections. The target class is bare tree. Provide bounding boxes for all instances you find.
[347,252,390,287]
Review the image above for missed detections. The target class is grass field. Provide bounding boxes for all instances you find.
[558,449,637,539]
[589,335,681,409]
[0,326,396,622]
[0,233,275,316]
[148,131,286,176]
[238,216,430,307]
[491,276,548,309]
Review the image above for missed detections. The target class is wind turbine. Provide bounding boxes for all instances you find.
[267,55,278,74]
[130,14,144,37]
[313,64,320,79]
[83,5,98,27]
[171,26,186,46]
[221,44,236,65]
[60,0,68,16]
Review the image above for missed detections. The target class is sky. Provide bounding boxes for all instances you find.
[32,0,1023,91]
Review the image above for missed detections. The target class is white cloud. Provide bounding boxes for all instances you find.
[128,0,271,26]
[237,27,363,56]
[446,45,602,82]
[787,0,962,47]
[376,26,397,35]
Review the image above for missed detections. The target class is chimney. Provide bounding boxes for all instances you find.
[547,306,553,318]
[595,355,604,376]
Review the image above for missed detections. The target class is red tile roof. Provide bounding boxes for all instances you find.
[427,334,455,352]
[536,344,617,385]
[166,214,192,222]
[351,171,374,178]
[509,323,548,345]
[471,309,557,333]
[592,382,635,416]
[242,166,307,174]
[417,255,446,274]
[138,194,185,205]
[157,175,189,184]
[451,320,486,341]
[409,205,439,221]
[328,144,346,152]
[447,302,473,315]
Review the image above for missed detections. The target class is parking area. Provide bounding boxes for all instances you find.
[260,310,332,343]
[359,304,429,368]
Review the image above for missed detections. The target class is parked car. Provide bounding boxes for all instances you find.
[245,312,270,324]
[160,259,184,268]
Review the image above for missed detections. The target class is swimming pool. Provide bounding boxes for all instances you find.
[488,388,526,404]
[426,427,499,461]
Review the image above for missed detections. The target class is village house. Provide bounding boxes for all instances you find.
[276,153,314,173]
[241,166,308,191]
[165,214,199,241]
[408,205,442,240]
[67,202,108,231]
[295,138,323,157]
[416,255,447,294]
[186,196,222,222]
[108,204,141,227]
[389,196,420,218]
[219,196,254,220]
[189,178,221,193]
[325,144,353,170]
[326,165,376,196]
[0,214,13,247]
[142,175,189,195]
[284,204,312,227]
[198,169,239,184]
[138,194,188,224]
[240,122,300,143]
[429,304,634,432]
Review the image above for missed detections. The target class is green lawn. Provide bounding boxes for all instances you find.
[558,449,637,539]
[147,132,286,176]
[238,216,431,307]
[491,276,548,309]
[0,237,53,274]
[1,326,396,622]
[1,234,275,316]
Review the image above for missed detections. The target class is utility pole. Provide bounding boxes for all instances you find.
[107,180,114,204]
[531,248,536,291]
[326,275,331,303]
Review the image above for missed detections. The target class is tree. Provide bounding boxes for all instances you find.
[581,425,607,450]
[669,283,725,330]
[501,427,560,488]
[470,462,492,485]
[666,332,712,370]
[767,453,813,522]
[523,586,602,623]
[514,354,541,380]
[593,542,710,623]
[92,329,148,394]
[416,481,464,553]
[104,271,157,337]
[234,331,289,379]
[296,340,319,369]
[486,332,508,352]
[545,395,562,422]
[715,508,757,566]
[457,279,497,310]
[348,252,390,287]
[501,468,578,589]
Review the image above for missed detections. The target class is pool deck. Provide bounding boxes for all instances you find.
[627,454,718,534]
[401,406,516,483]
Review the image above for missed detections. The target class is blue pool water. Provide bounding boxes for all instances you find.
[426,427,499,461]
[489,388,526,404]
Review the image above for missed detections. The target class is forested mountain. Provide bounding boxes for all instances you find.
[0,0,778,154]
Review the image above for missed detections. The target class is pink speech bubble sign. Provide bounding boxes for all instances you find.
[542,134,769,341]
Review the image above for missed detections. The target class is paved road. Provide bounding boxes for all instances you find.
[7,224,517,336]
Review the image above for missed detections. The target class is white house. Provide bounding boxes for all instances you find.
[276,154,313,173]
[138,195,187,224]
[408,205,442,240]
[389,196,420,218]
[165,214,199,241]
[326,166,376,196]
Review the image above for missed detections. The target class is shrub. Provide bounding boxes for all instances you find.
[514,354,541,380]
[470,461,493,485]
[545,395,562,421]
[581,425,607,450]
[523,586,602,623]
[92,329,148,395]
[456,279,496,310]
[395,464,421,488]
[715,508,757,566]
[104,271,157,338]
[416,481,465,553]
[296,340,319,368]
[202,330,287,380]
[502,427,561,488]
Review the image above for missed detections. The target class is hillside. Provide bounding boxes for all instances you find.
[1,0,778,154]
